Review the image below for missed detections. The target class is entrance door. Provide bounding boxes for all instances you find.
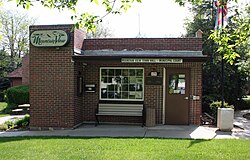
[166,69,190,125]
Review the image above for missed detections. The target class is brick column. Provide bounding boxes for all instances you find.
[29,25,85,129]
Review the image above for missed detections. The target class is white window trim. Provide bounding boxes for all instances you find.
[99,67,144,101]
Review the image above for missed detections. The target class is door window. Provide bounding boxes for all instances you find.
[168,74,185,95]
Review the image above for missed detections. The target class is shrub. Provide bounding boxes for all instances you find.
[4,120,15,129]
[202,94,220,114]
[209,101,234,119]
[5,85,29,106]
[243,97,250,107]
[0,124,8,131]
[2,115,30,130]
[234,98,250,110]
[15,114,30,128]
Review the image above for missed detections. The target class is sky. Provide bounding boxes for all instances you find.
[2,0,250,38]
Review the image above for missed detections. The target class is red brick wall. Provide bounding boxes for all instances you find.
[83,38,202,51]
[29,25,85,129]
[80,37,203,125]
[10,78,22,87]
[79,60,202,125]
[30,25,203,128]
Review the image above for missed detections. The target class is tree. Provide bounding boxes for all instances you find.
[11,0,247,63]
[0,49,11,101]
[86,23,113,38]
[13,0,238,30]
[185,0,216,55]
[0,9,36,101]
[209,5,250,64]
[0,9,36,68]
[16,0,143,31]
[0,48,13,77]
[185,0,249,111]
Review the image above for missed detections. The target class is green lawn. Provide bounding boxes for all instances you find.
[0,114,10,117]
[0,102,9,117]
[243,96,250,105]
[0,102,7,112]
[0,137,249,160]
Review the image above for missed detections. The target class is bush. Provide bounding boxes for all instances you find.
[243,97,250,106]
[15,114,30,128]
[0,124,8,131]
[5,85,29,106]
[2,115,30,130]
[202,94,221,114]
[4,120,16,129]
[209,101,234,119]
[234,98,250,110]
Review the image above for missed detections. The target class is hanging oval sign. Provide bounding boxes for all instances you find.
[30,30,70,47]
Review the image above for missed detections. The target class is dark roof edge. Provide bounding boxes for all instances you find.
[72,55,208,62]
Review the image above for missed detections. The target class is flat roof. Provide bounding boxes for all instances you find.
[74,49,207,58]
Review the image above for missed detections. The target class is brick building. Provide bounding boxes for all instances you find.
[7,55,29,87]
[29,24,207,130]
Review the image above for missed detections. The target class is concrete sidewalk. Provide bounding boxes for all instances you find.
[233,109,250,139]
[0,109,249,139]
[0,124,246,139]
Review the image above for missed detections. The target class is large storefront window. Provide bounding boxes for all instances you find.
[100,68,144,101]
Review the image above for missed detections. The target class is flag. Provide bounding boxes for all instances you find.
[215,0,228,31]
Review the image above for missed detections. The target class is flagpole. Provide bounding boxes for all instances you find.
[221,2,225,108]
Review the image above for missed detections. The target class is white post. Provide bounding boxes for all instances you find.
[217,108,234,131]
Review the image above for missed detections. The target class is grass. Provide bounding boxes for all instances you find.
[0,102,7,112]
[0,102,9,117]
[243,96,250,106]
[0,137,249,160]
[0,114,10,117]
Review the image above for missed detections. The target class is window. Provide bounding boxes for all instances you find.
[100,68,144,101]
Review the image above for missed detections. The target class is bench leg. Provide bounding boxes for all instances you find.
[95,114,100,127]
[141,116,144,127]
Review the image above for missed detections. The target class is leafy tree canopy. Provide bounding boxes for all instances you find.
[209,6,250,64]
[185,1,249,111]
[0,9,36,68]
[12,0,237,31]
[9,0,248,63]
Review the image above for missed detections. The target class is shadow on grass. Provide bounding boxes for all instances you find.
[187,139,212,148]
[0,136,215,145]
[0,136,104,144]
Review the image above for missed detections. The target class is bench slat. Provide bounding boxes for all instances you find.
[96,112,142,116]
[98,104,143,116]
[99,104,143,108]
[96,103,144,126]
[99,108,142,112]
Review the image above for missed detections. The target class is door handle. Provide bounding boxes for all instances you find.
[184,97,189,100]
